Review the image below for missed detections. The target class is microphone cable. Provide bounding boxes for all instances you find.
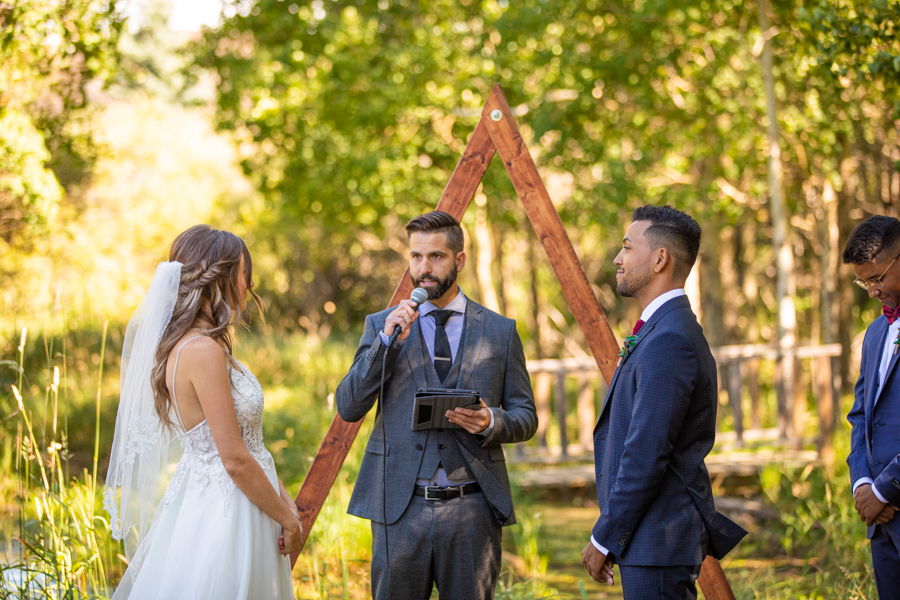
[379,340,391,599]
[376,287,427,599]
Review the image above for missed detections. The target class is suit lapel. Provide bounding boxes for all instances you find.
[458,303,485,390]
[596,320,657,425]
[865,319,888,416]
[876,322,900,406]
[595,295,692,425]
[404,319,428,390]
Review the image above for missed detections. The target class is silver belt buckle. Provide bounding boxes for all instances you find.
[424,485,441,501]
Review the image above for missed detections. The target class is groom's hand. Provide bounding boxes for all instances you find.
[855,484,887,526]
[875,503,897,525]
[582,542,614,585]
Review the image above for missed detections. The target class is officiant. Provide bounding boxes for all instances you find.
[336,210,537,600]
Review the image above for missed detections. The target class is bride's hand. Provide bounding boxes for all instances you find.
[280,516,303,555]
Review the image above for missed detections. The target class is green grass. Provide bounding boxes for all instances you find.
[0,325,884,599]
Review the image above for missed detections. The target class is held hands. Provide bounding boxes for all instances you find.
[278,515,303,556]
[581,542,615,585]
[278,481,303,555]
[446,399,491,434]
[383,300,420,343]
[854,484,897,526]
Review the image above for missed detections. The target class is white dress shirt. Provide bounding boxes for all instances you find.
[591,288,687,556]
[851,316,900,504]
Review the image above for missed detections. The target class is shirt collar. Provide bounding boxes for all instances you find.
[640,288,686,323]
[419,286,467,317]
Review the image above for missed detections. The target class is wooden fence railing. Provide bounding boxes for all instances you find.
[525,343,843,463]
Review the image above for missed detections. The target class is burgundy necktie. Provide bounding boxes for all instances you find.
[884,306,900,325]
[632,319,645,335]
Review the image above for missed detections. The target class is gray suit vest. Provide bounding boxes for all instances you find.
[415,319,473,481]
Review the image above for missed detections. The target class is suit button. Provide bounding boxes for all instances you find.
[416,444,423,451]
[438,444,445,450]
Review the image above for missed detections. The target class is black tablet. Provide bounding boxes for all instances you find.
[411,388,482,431]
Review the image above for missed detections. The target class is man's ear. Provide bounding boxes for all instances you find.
[456,251,467,273]
[654,248,670,274]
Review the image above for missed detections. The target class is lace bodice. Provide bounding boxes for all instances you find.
[163,348,275,512]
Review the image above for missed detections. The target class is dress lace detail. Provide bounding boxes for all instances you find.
[162,362,274,513]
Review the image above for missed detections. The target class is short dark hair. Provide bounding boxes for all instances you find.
[842,216,900,264]
[632,205,701,280]
[405,211,464,254]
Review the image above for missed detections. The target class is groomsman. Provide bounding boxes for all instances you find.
[843,215,900,600]
[582,205,746,599]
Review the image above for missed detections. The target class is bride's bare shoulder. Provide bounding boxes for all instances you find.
[167,335,224,369]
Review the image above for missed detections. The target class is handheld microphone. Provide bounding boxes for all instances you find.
[386,286,429,347]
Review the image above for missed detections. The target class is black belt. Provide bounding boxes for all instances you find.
[414,482,480,501]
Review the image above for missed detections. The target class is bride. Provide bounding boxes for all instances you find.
[104,225,300,599]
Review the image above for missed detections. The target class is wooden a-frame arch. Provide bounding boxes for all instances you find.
[290,83,736,599]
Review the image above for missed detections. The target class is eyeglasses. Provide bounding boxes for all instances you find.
[854,252,900,290]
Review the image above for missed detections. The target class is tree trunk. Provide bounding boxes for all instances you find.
[528,238,551,447]
[758,0,797,441]
[838,142,857,395]
[818,178,839,466]
[699,217,726,349]
[529,238,543,359]
[494,221,510,317]
[474,201,501,312]
[741,209,762,429]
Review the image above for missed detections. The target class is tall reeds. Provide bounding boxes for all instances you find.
[1,326,116,599]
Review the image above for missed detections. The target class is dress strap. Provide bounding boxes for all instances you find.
[171,336,206,432]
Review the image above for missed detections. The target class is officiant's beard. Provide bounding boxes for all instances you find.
[412,266,458,301]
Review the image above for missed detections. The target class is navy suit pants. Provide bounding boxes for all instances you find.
[618,563,702,600]
[873,524,900,600]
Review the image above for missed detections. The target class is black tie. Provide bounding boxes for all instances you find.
[432,310,453,383]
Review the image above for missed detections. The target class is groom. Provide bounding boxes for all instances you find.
[336,211,537,600]
[842,215,900,600]
[582,205,746,599]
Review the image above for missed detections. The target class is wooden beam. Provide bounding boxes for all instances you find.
[697,557,737,600]
[290,83,738,599]
[290,115,496,565]
[481,84,619,384]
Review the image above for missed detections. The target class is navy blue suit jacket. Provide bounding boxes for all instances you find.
[592,296,746,566]
[848,315,900,539]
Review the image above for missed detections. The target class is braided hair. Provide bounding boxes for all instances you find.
[150,225,262,427]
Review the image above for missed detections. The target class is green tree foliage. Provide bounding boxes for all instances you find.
[190,0,898,358]
[798,0,900,93]
[0,0,123,258]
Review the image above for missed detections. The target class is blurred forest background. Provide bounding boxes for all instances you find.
[2,0,900,598]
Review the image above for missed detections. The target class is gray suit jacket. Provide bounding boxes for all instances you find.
[336,299,537,526]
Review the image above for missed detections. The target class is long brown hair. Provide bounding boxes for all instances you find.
[150,225,262,427]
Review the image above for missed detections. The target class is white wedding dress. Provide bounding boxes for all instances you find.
[112,337,294,600]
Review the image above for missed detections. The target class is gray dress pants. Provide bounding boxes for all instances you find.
[370,491,501,600]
